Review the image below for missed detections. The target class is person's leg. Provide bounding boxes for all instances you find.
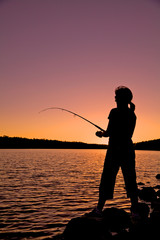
[97,195,106,211]
[121,152,138,211]
[130,195,139,211]
[97,152,119,211]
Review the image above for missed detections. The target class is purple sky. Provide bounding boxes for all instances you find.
[0,0,160,143]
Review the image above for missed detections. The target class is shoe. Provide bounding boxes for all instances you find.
[85,208,103,218]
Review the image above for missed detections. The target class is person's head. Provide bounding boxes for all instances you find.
[115,86,133,108]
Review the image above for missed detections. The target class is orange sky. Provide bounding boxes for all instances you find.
[0,0,160,144]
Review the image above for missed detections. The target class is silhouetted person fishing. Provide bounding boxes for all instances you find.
[87,86,139,217]
[39,86,139,217]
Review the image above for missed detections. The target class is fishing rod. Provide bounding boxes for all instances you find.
[39,107,105,132]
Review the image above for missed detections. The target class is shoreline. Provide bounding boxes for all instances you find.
[0,136,160,151]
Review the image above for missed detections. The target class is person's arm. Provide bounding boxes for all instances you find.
[129,102,136,138]
[129,114,136,139]
[96,109,114,138]
[96,118,111,138]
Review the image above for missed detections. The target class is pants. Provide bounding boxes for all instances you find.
[99,144,138,201]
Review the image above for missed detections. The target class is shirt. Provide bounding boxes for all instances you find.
[107,108,136,146]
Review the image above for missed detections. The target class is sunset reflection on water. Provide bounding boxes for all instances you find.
[0,149,159,239]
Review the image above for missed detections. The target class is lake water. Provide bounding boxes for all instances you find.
[0,149,160,239]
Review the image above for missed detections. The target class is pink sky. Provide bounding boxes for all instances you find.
[0,0,160,144]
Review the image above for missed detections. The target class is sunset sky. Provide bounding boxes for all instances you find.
[1,0,160,144]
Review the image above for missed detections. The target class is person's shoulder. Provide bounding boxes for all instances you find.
[108,108,117,118]
[110,108,118,114]
[111,108,117,112]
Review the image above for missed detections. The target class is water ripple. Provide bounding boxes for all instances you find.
[0,149,159,239]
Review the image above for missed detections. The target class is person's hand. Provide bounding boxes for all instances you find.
[96,131,103,138]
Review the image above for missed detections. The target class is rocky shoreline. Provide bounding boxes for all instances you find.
[53,174,160,240]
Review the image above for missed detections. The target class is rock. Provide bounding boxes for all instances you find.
[130,202,149,232]
[138,187,157,202]
[129,221,154,239]
[102,207,131,232]
[156,189,160,197]
[134,203,149,221]
[156,174,160,179]
[150,198,160,236]
[52,234,64,240]
[112,230,129,239]
[137,182,145,186]
[61,203,159,240]
[150,209,160,226]
[129,203,153,239]
[63,214,111,240]
[151,198,160,211]
[63,208,131,240]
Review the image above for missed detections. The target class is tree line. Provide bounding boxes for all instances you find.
[0,136,160,150]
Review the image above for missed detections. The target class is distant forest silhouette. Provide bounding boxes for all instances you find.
[0,136,107,149]
[0,136,160,150]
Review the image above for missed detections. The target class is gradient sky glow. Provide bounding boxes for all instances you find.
[0,0,160,144]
